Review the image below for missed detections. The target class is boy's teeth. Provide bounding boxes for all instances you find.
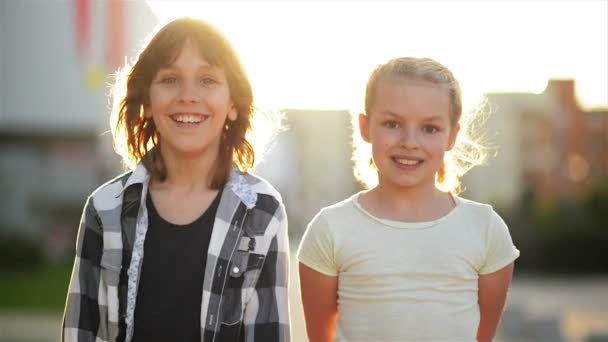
[174,115,202,123]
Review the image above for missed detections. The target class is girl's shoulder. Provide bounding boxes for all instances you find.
[312,193,361,223]
[452,195,506,228]
[453,195,494,213]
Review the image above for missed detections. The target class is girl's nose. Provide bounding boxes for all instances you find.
[399,128,419,149]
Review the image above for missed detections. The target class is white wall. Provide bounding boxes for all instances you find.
[0,0,156,134]
[0,0,156,235]
[462,92,545,210]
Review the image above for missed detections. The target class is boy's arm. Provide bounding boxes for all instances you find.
[299,263,338,342]
[62,198,104,341]
[477,262,514,342]
[243,204,291,342]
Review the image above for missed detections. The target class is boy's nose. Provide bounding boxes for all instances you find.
[178,82,201,103]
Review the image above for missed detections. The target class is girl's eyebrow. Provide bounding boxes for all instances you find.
[378,111,447,123]
[422,115,447,122]
[378,110,401,118]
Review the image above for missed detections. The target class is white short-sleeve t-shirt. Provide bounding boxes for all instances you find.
[297,193,519,342]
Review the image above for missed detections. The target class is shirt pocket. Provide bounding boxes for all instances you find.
[229,250,265,286]
[221,249,266,325]
[244,207,272,237]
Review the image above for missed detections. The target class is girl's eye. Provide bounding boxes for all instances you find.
[423,125,440,134]
[383,121,400,129]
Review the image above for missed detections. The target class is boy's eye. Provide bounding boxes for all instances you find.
[201,77,218,86]
[423,125,440,134]
[383,121,400,129]
[160,76,177,84]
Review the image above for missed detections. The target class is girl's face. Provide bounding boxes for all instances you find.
[360,78,459,192]
[146,39,236,160]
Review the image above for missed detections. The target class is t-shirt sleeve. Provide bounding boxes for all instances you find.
[479,210,520,275]
[296,211,339,276]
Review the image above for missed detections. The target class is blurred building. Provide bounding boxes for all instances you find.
[463,79,608,211]
[0,0,155,259]
[256,110,361,237]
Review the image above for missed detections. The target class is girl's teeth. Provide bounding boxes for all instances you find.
[395,159,419,165]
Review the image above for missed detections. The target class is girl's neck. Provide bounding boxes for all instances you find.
[362,182,455,222]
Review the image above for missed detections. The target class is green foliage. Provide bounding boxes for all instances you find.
[0,263,72,311]
[0,235,44,270]
[0,234,72,310]
[582,182,608,230]
[508,181,608,274]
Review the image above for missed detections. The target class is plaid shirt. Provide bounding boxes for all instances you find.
[62,164,290,342]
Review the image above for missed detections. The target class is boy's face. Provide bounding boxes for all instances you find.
[360,78,459,192]
[146,39,236,161]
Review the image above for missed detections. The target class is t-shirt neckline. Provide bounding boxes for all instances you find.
[352,191,461,229]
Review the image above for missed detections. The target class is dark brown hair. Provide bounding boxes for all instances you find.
[111,18,254,188]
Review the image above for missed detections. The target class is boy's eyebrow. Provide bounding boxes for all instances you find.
[157,64,221,73]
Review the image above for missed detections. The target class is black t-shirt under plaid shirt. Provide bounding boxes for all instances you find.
[132,190,222,342]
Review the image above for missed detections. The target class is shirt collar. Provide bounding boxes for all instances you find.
[228,167,257,209]
[121,163,149,192]
[119,163,258,209]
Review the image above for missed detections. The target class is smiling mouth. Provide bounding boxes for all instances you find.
[392,157,423,166]
[170,113,208,124]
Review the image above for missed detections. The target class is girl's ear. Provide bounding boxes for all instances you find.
[227,102,237,121]
[359,113,370,143]
[447,123,460,150]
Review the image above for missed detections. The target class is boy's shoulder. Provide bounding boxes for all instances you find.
[242,171,284,203]
[87,170,135,209]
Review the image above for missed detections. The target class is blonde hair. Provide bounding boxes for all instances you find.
[352,57,488,194]
[109,18,280,188]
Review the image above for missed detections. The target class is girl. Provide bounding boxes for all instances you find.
[298,57,519,342]
[62,18,290,342]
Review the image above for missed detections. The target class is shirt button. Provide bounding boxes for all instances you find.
[232,266,240,273]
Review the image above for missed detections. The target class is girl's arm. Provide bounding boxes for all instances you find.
[477,262,514,342]
[299,263,339,342]
[62,198,104,341]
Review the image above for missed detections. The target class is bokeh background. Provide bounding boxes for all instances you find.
[1,1,607,341]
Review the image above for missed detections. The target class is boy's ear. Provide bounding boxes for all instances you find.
[359,113,370,143]
[144,106,153,119]
[447,123,460,150]
[227,102,237,121]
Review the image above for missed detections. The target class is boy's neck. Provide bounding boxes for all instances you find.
[153,147,219,194]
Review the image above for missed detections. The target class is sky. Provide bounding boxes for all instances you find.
[147,0,608,112]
